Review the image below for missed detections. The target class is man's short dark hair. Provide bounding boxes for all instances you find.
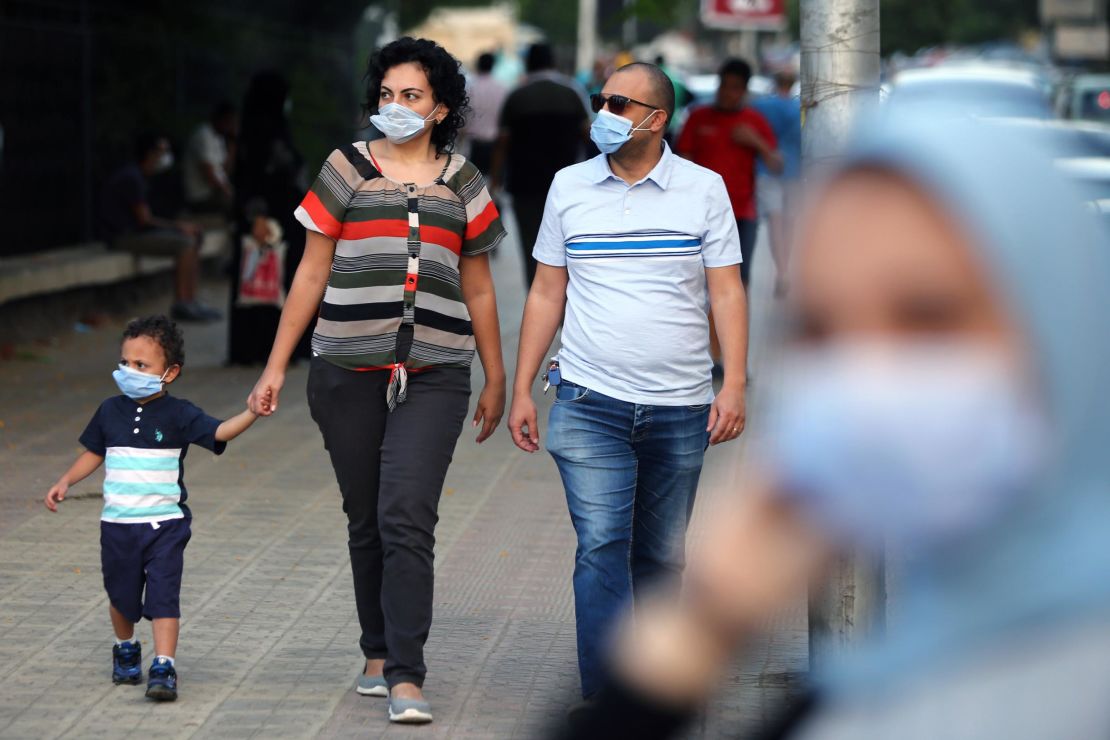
[719,58,752,85]
[525,43,555,73]
[615,62,675,123]
[122,315,185,367]
[133,131,163,161]
[477,52,496,74]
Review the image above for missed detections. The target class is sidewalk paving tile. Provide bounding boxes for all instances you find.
[0,226,805,738]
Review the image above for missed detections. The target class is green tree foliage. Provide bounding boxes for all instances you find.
[85,1,366,175]
[881,0,1039,55]
[785,0,1040,56]
[516,0,578,45]
[514,0,698,46]
[1,0,368,250]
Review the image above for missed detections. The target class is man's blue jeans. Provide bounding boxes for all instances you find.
[546,380,711,698]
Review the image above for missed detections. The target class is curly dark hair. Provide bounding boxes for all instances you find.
[364,37,469,154]
[122,315,185,368]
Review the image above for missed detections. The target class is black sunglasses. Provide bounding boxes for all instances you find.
[590,93,659,115]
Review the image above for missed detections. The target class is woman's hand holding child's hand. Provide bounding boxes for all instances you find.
[252,388,273,416]
[248,373,281,416]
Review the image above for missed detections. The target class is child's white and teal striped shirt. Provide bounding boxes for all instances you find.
[79,394,226,524]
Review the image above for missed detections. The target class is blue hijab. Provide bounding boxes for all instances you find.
[808,108,1110,694]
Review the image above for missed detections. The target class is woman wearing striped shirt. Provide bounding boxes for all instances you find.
[247,37,506,724]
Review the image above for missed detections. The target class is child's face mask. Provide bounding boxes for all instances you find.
[113,364,169,400]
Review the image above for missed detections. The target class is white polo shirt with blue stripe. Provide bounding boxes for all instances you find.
[80,394,226,524]
[533,143,742,405]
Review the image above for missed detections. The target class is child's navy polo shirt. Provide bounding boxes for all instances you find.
[79,393,225,524]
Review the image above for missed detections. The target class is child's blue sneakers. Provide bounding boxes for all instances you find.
[112,641,142,685]
[145,657,178,701]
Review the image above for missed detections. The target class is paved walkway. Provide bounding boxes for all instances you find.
[0,210,805,738]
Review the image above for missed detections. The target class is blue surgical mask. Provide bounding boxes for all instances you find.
[767,341,1048,553]
[370,103,440,144]
[113,364,169,400]
[589,108,658,154]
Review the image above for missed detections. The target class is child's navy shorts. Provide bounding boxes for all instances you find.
[100,518,191,623]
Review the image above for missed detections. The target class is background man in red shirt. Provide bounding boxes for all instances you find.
[677,58,782,287]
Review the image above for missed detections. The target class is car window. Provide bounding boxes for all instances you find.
[891,79,1051,118]
[1077,89,1110,124]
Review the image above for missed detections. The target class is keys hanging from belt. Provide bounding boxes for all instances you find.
[542,358,560,394]
[386,363,408,411]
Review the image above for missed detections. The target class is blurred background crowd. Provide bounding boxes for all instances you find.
[0,0,1106,289]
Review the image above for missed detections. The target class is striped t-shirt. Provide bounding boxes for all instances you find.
[532,144,742,406]
[80,394,226,524]
[294,144,506,371]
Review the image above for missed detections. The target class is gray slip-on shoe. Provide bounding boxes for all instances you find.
[356,673,388,697]
[389,696,433,724]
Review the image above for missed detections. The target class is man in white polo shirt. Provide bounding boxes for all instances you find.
[508,62,749,701]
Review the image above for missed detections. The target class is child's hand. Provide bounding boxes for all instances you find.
[255,388,273,416]
[249,371,282,416]
[44,480,68,512]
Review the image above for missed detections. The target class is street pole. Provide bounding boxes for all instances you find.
[800,0,881,167]
[799,0,885,669]
[577,0,599,77]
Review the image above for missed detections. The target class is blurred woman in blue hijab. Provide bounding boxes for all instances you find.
[561,107,1110,739]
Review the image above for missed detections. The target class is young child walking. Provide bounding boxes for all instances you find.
[43,315,266,701]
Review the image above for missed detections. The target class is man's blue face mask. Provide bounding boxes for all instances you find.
[589,109,658,154]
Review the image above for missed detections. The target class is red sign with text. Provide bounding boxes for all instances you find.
[701,0,787,30]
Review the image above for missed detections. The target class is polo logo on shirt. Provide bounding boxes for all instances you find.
[154,429,163,442]
[565,231,703,260]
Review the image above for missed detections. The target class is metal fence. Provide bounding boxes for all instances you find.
[0,0,360,257]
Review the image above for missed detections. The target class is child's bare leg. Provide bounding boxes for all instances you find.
[365,658,386,676]
[152,617,179,658]
[110,605,135,641]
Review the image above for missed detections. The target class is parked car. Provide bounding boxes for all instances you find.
[1055,157,1110,218]
[888,64,1054,119]
[1057,74,1110,125]
[995,118,1110,158]
[993,119,1110,230]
